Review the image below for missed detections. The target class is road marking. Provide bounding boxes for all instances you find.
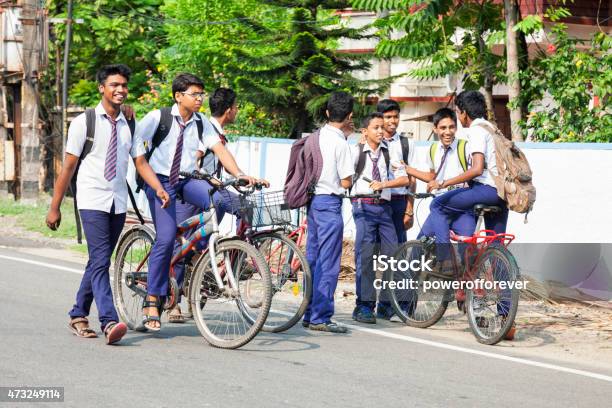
[270,309,612,383]
[2,253,610,383]
[343,322,612,383]
[0,254,84,275]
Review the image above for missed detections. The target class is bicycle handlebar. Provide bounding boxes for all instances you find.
[361,176,434,200]
[178,171,249,190]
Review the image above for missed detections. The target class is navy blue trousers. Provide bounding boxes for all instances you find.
[389,195,408,244]
[68,205,125,330]
[353,201,397,311]
[304,195,344,325]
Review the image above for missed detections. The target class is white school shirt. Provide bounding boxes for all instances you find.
[134,104,220,176]
[66,103,140,213]
[314,124,354,196]
[198,117,224,177]
[467,118,498,188]
[426,138,469,191]
[386,132,415,196]
[351,142,407,201]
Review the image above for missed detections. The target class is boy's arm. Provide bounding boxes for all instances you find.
[405,165,436,183]
[46,154,80,230]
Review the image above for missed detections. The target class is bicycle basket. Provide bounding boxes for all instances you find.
[239,190,292,228]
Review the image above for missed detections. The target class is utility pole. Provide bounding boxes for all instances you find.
[19,0,41,199]
[61,0,74,159]
[505,0,523,141]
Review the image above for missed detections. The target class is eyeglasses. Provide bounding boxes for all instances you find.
[181,92,205,100]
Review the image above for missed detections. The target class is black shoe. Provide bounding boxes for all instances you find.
[352,306,376,324]
[302,320,310,328]
[376,304,395,321]
[309,322,348,333]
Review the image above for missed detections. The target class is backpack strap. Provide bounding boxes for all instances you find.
[399,134,410,164]
[457,139,468,172]
[71,108,97,244]
[146,107,173,160]
[429,142,437,169]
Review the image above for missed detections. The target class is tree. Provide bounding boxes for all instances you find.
[351,0,505,122]
[44,0,166,109]
[519,26,611,142]
[234,0,394,138]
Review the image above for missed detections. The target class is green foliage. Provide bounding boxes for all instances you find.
[45,0,167,108]
[234,1,393,137]
[352,0,505,91]
[519,26,612,142]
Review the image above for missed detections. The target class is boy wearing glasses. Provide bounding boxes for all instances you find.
[134,73,258,331]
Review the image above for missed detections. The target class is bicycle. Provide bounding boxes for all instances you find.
[112,171,272,349]
[235,190,312,333]
[385,191,520,345]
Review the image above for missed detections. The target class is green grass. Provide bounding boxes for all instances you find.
[0,195,81,241]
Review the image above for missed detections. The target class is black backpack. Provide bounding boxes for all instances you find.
[134,107,204,192]
[353,142,391,185]
[398,133,410,164]
[69,108,136,243]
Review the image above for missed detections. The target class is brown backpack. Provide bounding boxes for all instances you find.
[473,122,536,215]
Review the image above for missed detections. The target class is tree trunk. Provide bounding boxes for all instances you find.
[477,34,497,124]
[505,0,523,141]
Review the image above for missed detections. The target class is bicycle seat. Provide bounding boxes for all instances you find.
[473,204,502,216]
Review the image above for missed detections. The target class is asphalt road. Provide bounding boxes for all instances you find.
[0,248,610,408]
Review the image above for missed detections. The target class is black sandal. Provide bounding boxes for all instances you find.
[142,298,162,332]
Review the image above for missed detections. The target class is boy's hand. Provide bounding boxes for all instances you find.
[427,180,442,192]
[257,178,271,188]
[121,104,135,120]
[46,208,62,230]
[403,213,414,230]
[156,189,170,208]
[369,181,385,191]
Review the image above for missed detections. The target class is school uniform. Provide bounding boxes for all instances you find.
[420,119,509,249]
[418,138,475,239]
[67,103,141,330]
[386,133,415,243]
[303,124,354,325]
[351,142,402,313]
[134,104,224,297]
[173,116,239,300]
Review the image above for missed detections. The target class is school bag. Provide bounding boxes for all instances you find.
[398,133,410,164]
[134,107,204,192]
[69,108,140,243]
[472,122,536,215]
[429,139,468,172]
[353,142,391,187]
[283,129,323,209]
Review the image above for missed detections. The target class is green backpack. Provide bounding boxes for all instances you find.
[429,139,468,172]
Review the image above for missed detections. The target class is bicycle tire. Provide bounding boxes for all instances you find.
[387,240,453,328]
[250,232,312,333]
[189,239,272,349]
[466,245,520,345]
[113,225,156,330]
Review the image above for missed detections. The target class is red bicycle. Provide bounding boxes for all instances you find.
[386,192,520,345]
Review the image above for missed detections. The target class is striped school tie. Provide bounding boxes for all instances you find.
[103,115,118,181]
[370,152,381,182]
[169,118,185,186]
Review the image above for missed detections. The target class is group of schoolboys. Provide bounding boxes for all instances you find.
[305,91,508,333]
[47,62,508,343]
[47,64,265,344]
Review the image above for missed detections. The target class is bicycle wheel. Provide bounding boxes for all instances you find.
[113,225,155,330]
[251,232,311,332]
[466,245,520,345]
[387,240,454,328]
[189,239,272,349]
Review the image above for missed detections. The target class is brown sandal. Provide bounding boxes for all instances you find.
[68,317,98,338]
[104,321,128,345]
[168,305,185,324]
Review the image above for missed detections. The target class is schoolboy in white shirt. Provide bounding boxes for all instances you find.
[46,64,169,345]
